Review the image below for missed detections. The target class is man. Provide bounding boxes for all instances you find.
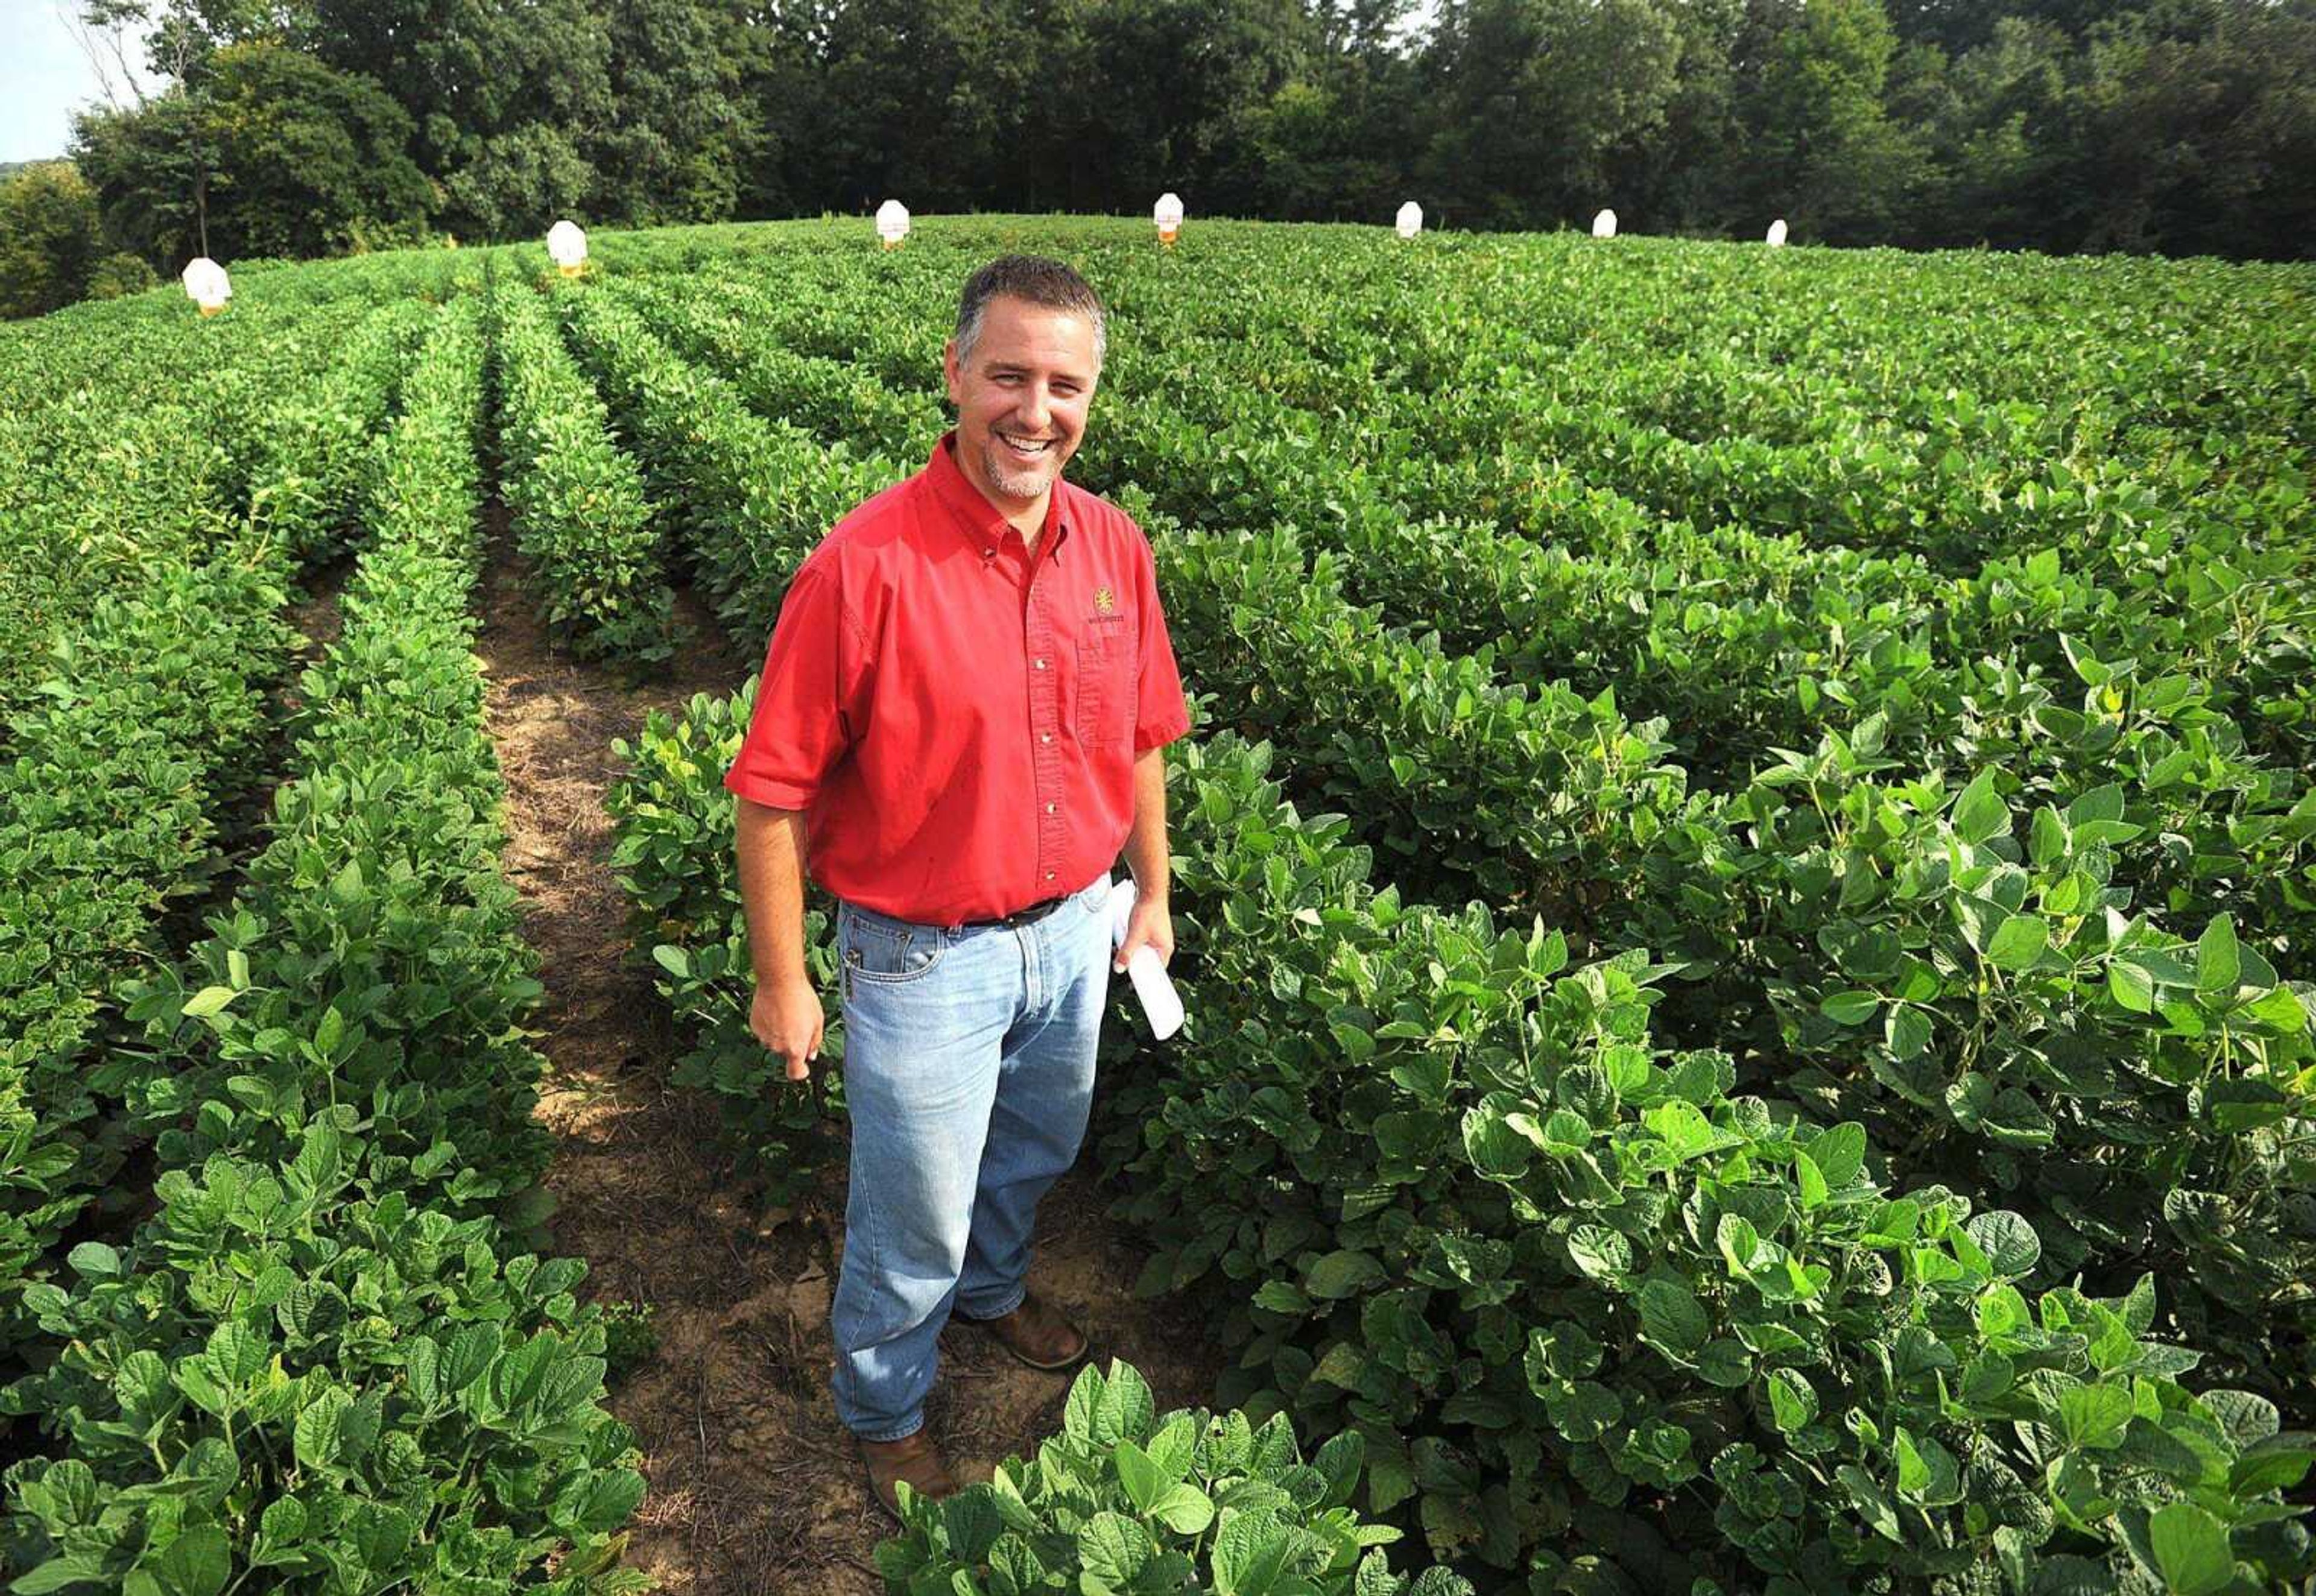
[722,255,1191,1519]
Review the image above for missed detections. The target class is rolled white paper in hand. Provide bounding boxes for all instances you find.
[1107,877,1185,1041]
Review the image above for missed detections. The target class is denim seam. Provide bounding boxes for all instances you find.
[834,1135,884,1421]
[852,1416,924,1445]
[957,1284,1028,1323]
[842,916,950,985]
[844,951,949,986]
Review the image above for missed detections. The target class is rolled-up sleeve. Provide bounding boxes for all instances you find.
[725,559,867,810]
[1131,537,1191,754]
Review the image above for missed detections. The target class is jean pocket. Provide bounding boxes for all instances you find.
[1080,874,1114,917]
[838,906,948,986]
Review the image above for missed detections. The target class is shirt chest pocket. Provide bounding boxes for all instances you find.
[1074,615,1136,753]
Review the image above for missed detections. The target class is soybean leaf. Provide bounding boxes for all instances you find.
[2148,1502,2235,1596]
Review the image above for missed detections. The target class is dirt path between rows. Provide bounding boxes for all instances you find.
[472,531,1227,1594]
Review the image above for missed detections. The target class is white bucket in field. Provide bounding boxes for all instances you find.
[182,257,230,315]
[546,219,587,277]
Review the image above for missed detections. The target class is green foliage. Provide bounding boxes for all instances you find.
[2,292,644,1591]
[874,1360,1473,1596]
[0,162,101,320]
[0,296,412,1351]
[56,0,2316,259]
[488,277,676,661]
[606,682,845,1200]
[1122,735,2314,1588]
[70,42,430,268]
[1,1143,644,1594]
[83,250,159,300]
[593,218,2316,1588]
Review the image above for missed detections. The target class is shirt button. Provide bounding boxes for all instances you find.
[1034,658,1046,670]
[1040,732,1052,743]
[1045,871,1056,881]
[1046,803,1057,814]
[983,547,995,559]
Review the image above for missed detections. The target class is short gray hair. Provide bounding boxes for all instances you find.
[953,255,1107,370]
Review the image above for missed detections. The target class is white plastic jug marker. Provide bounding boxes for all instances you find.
[1591,208,1618,239]
[1767,218,1789,247]
[546,219,587,277]
[876,199,911,248]
[182,257,230,315]
[1154,192,1185,247]
[1107,877,1185,1040]
[1396,201,1423,239]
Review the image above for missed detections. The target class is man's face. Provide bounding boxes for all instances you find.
[944,295,1099,513]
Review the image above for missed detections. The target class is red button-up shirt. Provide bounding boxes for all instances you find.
[724,432,1192,925]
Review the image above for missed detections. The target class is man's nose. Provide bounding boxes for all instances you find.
[1017,386,1052,431]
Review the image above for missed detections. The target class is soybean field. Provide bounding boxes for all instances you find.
[1,215,2312,1596]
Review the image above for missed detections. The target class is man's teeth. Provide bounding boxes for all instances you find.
[1001,434,1051,454]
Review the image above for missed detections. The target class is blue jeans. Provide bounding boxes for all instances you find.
[830,872,1113,1442]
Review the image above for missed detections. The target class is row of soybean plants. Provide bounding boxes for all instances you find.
[636,256,2316,1334]
[622,255,2314,803]
[484,270,675,661]
[0,295,415,1366]
[606,265,1958,791]
[764,239,2315,712]
[1,295,647,1595]
[608,259,2315,1306]
[597,224,2311,585]
[566,279,2315,1590]
[706,227,2312,648]
[612,263,2314,974]
[594,216,2314,468]
[0,294,385,733]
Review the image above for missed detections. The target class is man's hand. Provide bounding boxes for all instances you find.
[750,973,826,1082]
[1113,893,1174,974]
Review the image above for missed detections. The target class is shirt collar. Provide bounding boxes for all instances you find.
[928,431,1069,564]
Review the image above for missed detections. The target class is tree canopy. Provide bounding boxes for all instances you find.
[25,0,2316,313]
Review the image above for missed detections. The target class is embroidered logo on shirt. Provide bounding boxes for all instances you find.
[1094,586,1115,614]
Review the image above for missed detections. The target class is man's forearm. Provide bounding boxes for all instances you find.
[1123,746,1169,902]
[735,796,811,984]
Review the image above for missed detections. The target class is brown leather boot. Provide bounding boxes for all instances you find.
[858,1428,956,1523]
[958,1290,1088,1371]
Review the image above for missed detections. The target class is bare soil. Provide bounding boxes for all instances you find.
[472,534,1227,1594]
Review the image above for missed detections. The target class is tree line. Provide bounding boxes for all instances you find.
[4,0,2312,318]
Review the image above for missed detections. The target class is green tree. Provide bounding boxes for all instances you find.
[69,95,215,267]
[297,0,613,239]
[1737,0,1931,242]
[1418,0,1688,229]
[71,43,429,267]
[799,0,1049,212]
[587,0,765,226]
[2055,1,2316,257]
[0,163,103,319]
[1893,16,2071,247]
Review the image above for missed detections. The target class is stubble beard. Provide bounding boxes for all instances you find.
[980,437,1063,504]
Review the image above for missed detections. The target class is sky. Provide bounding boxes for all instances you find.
[0,0,159,163]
